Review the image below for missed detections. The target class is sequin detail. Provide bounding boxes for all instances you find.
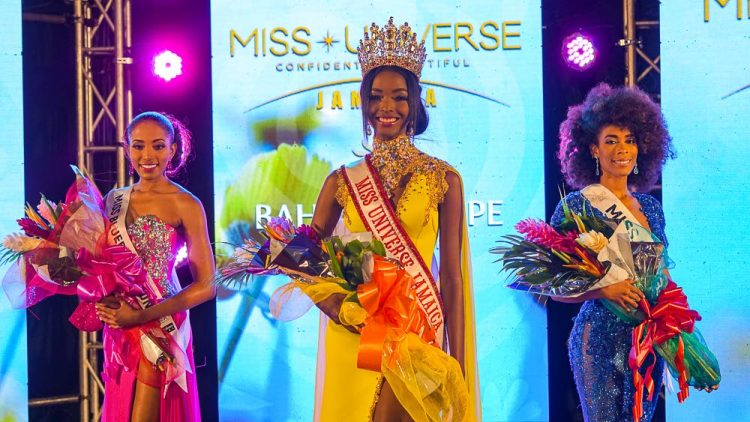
[335,170,354,227]
[336,135,452,224]
[569,300,664,422]
[551,190,667,422]
[127,215,179,298]
[368,376,385,421]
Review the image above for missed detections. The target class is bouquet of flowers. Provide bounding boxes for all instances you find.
[492,198,720,420]
[492,201,614,298]
[217,217,468,422]
[1,167,148,331]
[4,167,101,305]
[1,167,194,390]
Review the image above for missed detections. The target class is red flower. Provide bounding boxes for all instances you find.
[17,217,51,239]
[515,218,578,254]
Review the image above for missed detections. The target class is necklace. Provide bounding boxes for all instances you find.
[369,135,421,198]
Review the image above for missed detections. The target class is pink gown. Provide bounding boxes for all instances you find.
[101,215,200,421]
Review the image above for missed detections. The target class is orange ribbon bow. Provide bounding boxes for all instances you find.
[356,256,437,372]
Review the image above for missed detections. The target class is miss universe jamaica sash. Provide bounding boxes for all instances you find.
[105,186,192,393]
[341,156,446,344]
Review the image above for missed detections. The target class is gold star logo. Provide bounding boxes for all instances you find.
[317,30,339,53]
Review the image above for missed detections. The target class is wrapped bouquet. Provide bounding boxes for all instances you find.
[1,167,178,372]
[1,166,143,317]
[492,196,720,420]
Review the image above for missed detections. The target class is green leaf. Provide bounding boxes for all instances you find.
[323,239,344,279]
[0,247,23,267]
[344,240,364,255]
[370,239,386,256]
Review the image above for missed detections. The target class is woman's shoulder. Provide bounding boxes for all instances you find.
[418,151,455,173]
[550,190,587,227]
[558,190,587,210]
[633,192,662,209]
[633,192,664,221]
[327,166,349,209]
[170,184,202,209]
[416,153,459,204]
[562,190,584,201]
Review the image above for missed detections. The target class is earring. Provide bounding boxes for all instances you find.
[128,163,134,176]
[633,161,639,175]
[366,124,372,136]
[406,123,414,137]
[595,156,600,176]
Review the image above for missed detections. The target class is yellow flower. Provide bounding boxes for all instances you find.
[2,233,44,252]
[576,230,608,253]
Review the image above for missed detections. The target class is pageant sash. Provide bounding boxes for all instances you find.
[582,184,648,230]
[581,184,661,291]
[105,186,192,394]
[341,157,446,344]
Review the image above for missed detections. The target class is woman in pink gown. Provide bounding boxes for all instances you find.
[95,111,215,421]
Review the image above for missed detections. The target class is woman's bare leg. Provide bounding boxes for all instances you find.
[373,380,412,422]
[130,361,160,422]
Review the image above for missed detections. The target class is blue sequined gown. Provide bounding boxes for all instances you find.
[551,190,667,422]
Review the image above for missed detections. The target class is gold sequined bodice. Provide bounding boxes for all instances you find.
[127,215,180,297]
[335,136,454,263]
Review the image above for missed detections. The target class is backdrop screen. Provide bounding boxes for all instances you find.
[211,2,547,420]
[660,1,750,419]
[0,3,27,421]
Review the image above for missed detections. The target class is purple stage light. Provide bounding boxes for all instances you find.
[153,50,183,81]
[175,243,188,266]
[562,33,596,71]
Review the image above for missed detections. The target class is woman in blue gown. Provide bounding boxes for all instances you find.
[550,84,675,421]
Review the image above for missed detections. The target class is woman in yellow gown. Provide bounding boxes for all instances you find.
[310,18,481,422]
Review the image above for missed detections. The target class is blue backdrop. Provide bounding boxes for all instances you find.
[0,3,27,421]
[661,1,750,420]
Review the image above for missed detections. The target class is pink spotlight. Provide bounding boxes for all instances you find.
[562,33,596,71]
[153,50,183,81]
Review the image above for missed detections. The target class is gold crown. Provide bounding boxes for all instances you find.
[357,17,426,78]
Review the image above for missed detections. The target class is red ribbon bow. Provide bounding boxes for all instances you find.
[629,280,701,421]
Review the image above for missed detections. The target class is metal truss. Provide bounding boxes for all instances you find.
[620,0,661,91]
[74,0,131,420]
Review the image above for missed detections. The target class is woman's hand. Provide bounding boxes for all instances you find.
[95,298,143,329]
[317,293,359,334]
[697,384,719,393]
[599,279,645,311]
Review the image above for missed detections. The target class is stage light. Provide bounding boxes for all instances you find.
[153,50,183,81]
[562,33,596,71]
[175,243,188,266]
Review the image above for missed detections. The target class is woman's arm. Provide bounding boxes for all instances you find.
[311,171,343,239]
[98,194,216,327]
[438,171,466,373]
[552,279,644,309]
[308,171,356,330]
